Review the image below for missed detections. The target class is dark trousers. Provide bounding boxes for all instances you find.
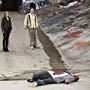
[32,71,54,86]
[3,30,11,50]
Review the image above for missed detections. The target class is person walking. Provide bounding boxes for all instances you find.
[24,5,39,50]
[1,11,12,52]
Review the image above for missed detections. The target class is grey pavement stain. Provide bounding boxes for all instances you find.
[37,27,66,70]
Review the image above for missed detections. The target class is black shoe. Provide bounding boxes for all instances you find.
[6,49,9,52]
[27,79,34,83]
[3,48,6,52]
[3,48,9,52]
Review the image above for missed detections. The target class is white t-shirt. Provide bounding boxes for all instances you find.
[48,71,69,78]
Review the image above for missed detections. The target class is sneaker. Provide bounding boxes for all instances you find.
[31,82,37,87]
[30,46,34,50]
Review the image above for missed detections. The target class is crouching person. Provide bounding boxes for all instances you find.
[27,70,79,87]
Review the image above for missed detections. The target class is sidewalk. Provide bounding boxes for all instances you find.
[0,76,90,90]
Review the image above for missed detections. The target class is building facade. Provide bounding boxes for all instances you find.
[0,0,51,12]
[0,0,22,11]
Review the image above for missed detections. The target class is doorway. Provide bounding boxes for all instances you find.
[2,0,22,11]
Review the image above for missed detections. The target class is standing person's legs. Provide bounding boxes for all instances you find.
[3,30,10,51]
[28,28,37,49]
[6,30,10,50]
[3,32,6,51]
[28,28,34,49]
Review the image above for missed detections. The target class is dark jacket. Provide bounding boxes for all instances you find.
[1,16,12,32]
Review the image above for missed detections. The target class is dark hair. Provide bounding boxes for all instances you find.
[73,75,79,82]
[29,3,36,10]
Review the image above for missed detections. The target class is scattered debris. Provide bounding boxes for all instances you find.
[63,31,83,38]
[74,41,90,48]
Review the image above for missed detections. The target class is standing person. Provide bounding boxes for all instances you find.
[1,11,12,52]
[24,5,39,50]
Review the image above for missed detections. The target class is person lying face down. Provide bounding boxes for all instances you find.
[27,70,79,87]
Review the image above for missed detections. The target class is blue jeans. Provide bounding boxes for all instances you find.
[32,71,54,86]
[3,30,11,50]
